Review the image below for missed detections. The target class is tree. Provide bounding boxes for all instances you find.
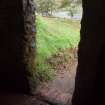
[35,0,56,16]
[59,0,82,17]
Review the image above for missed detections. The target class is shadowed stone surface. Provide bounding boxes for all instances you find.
[0,92,50,105]
[0,0,36,93]
[72,0,105,105]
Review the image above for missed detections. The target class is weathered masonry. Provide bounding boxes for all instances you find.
[0,0,36,93]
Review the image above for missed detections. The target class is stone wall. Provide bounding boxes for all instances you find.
[0,0,36,93]
[72,0,105,105]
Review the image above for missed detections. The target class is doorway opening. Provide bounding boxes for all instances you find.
[35,0,82,104]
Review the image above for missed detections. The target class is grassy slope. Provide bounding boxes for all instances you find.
[36,16,80,81]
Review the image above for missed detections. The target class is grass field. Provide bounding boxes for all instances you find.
[36,16,80,81]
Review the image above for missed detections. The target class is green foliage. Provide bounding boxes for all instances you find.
[59,0,73,8]
[36,16,80,81]
[35,0,56,16]
[59,0,82,17]
[36,16,55,81]
[60,0,82,8]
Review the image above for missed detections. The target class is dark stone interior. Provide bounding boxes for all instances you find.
[0,0,35,93]
[72,1,105,105]
[0,0,105,105]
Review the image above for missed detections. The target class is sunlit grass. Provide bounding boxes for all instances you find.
[36,16,80,81]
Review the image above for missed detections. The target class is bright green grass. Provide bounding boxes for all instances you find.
[36,16,80,81]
